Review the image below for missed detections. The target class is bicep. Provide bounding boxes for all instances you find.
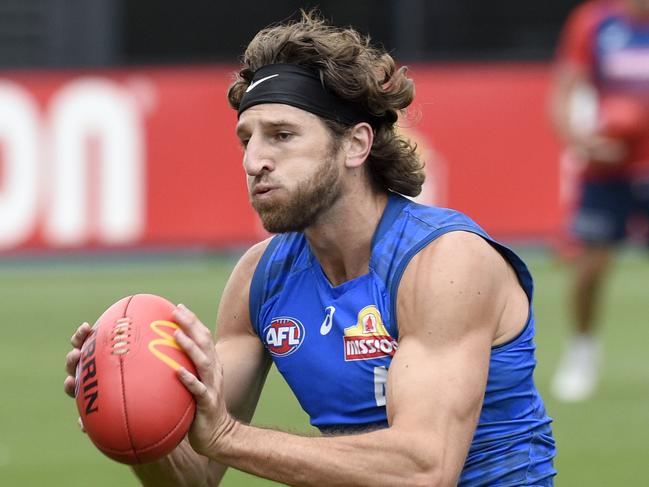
[386,322,492,483]
[550,63,596,137]
[134,241,273,487]
[386,232,506,481]
[214,239,273,422]
[217,335,270,422]
[386,328,491,471]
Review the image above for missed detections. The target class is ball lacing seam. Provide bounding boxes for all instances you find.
[111,317,131,355]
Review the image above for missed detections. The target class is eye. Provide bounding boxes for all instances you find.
[239,138,250,149]
[275,131,293,142]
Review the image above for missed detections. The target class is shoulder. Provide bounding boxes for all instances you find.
[406,230,504,279]
[555,1,608,65]
[216,238,273,337]
[396,231,513,339]
[231,237,275,281]
[560,0,615,42]
[567,0,614,24]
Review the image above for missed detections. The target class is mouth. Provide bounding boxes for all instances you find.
[252,184,279,197]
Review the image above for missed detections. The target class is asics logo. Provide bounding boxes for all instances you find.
[246,74,279,92]
[320,306,336,336]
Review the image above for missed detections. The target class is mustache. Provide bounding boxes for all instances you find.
[251,175,270,186]
[250,174,282,190]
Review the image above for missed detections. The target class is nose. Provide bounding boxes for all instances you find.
[242,135,274,177]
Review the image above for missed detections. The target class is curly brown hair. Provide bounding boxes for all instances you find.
[227,10,425,197]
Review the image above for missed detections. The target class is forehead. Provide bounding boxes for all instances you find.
[236,103,323,131]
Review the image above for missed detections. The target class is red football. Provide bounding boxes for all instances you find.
[75,294,196,464]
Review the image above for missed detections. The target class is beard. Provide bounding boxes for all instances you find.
[251,153,343,233]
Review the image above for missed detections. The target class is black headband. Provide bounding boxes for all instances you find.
[237,63,392,127]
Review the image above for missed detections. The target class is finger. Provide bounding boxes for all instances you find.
[175,329,211,374]
[70,322,92,349]
[64,376,77,397]
[78,417,86,433]
[173,304,213,348]
[65,348,82,376]
[177,367,209,404]
[173,304,198,330]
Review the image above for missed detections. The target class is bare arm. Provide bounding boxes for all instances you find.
[550,62,592,142]
[174,231,527,486]
[132,240,272,486]
[64,240,272,487]
[549,62,626,163]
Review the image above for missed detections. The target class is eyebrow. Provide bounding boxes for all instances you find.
[236,119,301,138]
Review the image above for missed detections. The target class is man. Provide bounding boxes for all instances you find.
[65,12,556,486]
[550,0,649,402]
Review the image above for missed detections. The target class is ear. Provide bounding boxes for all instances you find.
[344,122,374,169]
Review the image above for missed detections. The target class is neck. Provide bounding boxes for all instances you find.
[304,190,388,287]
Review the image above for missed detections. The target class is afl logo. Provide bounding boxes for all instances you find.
[263,317,305,357]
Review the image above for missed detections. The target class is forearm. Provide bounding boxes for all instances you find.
[549,68,596,145]
[132,439,227,487]
[207,421,443,487]
[550,83,581,144]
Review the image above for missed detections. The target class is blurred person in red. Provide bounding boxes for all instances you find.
[550,0,649,402]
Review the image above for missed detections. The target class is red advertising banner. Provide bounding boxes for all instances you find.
[0,64,563,253]
[408,63,563,238]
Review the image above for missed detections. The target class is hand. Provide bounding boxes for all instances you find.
[64,322,93,432]
[173,304,235,457]
[574,134,628,165]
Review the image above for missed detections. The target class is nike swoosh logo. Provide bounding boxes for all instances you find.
[320,306,336,336]
[246,74,279,93]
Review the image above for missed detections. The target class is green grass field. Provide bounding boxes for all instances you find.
[1,248,647,486]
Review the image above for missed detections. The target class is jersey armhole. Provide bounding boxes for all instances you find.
[248,235,282,334]
[388,224,473,339]
[388,225,535,338]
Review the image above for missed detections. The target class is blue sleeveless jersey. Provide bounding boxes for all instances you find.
[249,194,556,485]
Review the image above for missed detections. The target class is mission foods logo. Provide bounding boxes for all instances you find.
[263,317,305,357]
[343,306,398,361]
